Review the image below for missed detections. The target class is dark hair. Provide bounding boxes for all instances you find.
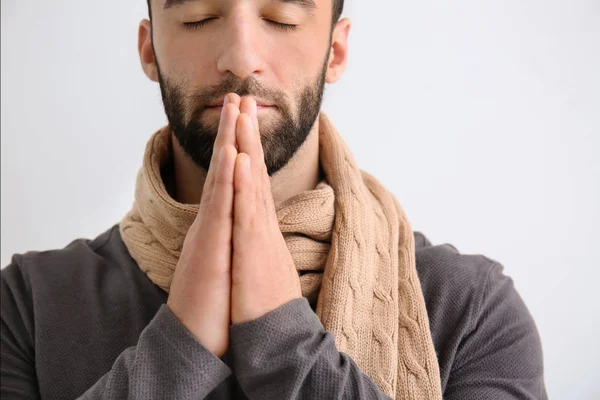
[332,0,344,25]
[146,0,344,26]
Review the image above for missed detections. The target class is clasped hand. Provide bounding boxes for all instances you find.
[167,93,303,358]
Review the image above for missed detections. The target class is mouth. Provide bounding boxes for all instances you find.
[205,105,275,113]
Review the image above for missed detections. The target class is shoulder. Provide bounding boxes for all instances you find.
[1,226,169,397]
[413,230,499,334]
[1,224,164,336]
[413,229,524,341]
[413,231,546,397]
[0,226,119,365]
[2,225,132,296]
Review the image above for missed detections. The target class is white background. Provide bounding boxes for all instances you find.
[2,1,599,398]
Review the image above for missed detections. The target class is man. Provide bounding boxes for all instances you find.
[1,0,547,399]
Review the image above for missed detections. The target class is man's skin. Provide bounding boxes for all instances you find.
[137,1,351,357]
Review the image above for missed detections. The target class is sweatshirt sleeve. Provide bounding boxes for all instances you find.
[444,263,548,399]
[228,297,393,400]
[77,304,232,399]
[1,261,232,400]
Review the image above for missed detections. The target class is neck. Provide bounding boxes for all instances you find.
[170,118,322,208]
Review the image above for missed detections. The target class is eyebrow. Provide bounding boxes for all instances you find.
[163,0,317,11]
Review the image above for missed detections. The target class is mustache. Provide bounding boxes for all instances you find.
[185,74,289,109]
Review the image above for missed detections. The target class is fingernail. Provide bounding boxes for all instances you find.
[253,99,258,115]
[244,155,251,173]
[223,94,229,106]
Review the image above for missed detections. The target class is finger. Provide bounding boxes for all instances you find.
[235,109,279,225]
[239,98,266,191]
[217,93,241,147]
[243,97,260,145]
[236,113,265,180]
[201,94,241,207]
[207,94,241,178]
[233,152,255,231]
[239,97,263,158]
[204,145,237,247]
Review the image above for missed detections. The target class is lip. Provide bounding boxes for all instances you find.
[208,97,274,107]
[205,105,275,112]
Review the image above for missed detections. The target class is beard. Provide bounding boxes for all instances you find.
[155,56,328,177]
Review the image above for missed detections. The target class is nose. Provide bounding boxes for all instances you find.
[216,11,265,81]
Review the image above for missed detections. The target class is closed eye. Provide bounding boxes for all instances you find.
[182,18,298,32]
[263,19,298,32]
[183,17,218,30]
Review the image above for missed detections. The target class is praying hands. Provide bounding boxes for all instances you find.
[166,93,303,358]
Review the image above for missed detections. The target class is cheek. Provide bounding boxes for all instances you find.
[265,35,327,102]
[175,48,215,84]
[154,29,217,86]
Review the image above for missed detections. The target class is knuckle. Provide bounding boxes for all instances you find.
[205,202,233,221]
[205,174,215,189]
[215,173,232,185]
[234,213,255,231]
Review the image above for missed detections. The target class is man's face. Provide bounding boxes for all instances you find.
[148,0,334,176]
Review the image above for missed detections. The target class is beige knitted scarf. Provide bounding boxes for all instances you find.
[120,113,441,399]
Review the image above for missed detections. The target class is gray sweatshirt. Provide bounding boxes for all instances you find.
[0,224,547,399]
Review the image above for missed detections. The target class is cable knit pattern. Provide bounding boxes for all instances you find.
[119,113,441,399]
